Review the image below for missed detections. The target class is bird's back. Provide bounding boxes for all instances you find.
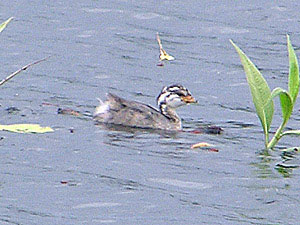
[93,93,180,130]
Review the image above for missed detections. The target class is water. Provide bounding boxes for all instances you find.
[1,1,300,224]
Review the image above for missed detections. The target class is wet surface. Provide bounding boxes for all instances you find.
[1,1,300,224]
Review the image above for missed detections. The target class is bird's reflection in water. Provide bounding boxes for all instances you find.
[96,123,179,148]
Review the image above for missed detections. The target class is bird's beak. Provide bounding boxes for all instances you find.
[181,95,197,104]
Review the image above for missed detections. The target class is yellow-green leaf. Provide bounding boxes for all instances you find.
[270,87,293,126]
[287,35,299,104]
[230,40,274,143]
[159,49,175,61]
[0,124,54,133]
[0,17,13,33]
[281,130,300,136]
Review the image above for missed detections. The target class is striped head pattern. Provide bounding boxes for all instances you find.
[157,84,196,113]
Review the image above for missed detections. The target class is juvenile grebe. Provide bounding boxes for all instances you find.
[93,84,196,130]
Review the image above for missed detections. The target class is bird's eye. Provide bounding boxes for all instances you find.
[176,92,185,97]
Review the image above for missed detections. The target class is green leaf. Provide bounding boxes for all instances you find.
[230,40,274,142]
[0,17,13,33]
[270,87,293,126]
[0,124,54,133]
[281,130,300,136]
[287,35,299,104]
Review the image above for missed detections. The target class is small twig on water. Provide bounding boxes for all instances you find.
[0,56,50,86]
[156,32,163,52]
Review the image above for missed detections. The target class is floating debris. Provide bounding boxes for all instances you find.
[191,142,211,149]
[0,124,53,134]
[57,108,81,117]
[60,180,79,186]
[206,148,219,152]
[156,32,175,61]
[190,126,223,134]
[190,142,219,152]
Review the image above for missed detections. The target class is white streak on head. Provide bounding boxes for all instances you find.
[166,93,185,108]
[157,92,185,109]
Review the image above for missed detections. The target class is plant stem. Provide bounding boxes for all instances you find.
[0,56,50,86]
[264,133,269,149]
[267,122,285,149]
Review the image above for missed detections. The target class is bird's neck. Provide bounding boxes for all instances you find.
[160,104,181,125]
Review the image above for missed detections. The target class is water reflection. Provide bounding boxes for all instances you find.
[276,147,300,177]
[252,148,299,178]
[251,149,275,178]
[96,123,193,160]
[97,123,177,137]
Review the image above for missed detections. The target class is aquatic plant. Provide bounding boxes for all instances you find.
[0,17,49,86]
[0,17,53,134]
[0,17,13,33]
[230,35,300,149]
[156,32,174,67]
[0,124,53,133]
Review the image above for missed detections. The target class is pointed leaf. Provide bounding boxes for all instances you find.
[281,130,300,136]
[0,17,13,33]
[0,124,54,133]
[270,87,293,125]
[287,35,299,104]
[230,40,274,140]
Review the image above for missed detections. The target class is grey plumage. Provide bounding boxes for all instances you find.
[93,85,196,131]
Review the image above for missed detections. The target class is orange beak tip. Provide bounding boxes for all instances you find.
[181,96,197,104]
